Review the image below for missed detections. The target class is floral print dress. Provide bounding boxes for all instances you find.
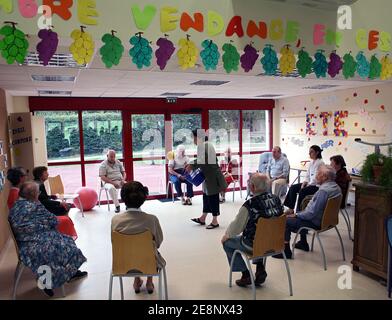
[8,200,87,289]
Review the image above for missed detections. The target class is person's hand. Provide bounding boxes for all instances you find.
[185,164,192,173]
[60,201,68,209]
[287,212,296,218]
[179,175,186,182]
[221,234,229,244]
[113,181,121,188]
[301,182,308,189]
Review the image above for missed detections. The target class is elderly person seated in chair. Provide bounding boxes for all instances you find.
[8,181,87,297]
[168,144,194,205]
[33,166,71,216]
[7,167,28,209]
[111,181,165,295]
[99,149,126,213]
[273,165,342,260]
[221,173,284,287]
[266,146,290,198]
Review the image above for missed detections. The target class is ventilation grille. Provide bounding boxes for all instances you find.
[23,52,87,68]
[256,94,284,98]
[38,90,72,96]
[160,92,190,97]
[257,69,301,78]
[191,80,230,86]
[32,75,76,82]
[303,84,340,90]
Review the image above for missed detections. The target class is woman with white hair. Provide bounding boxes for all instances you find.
[168,145,194,205]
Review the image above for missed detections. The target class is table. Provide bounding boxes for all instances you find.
[289,167,308,186]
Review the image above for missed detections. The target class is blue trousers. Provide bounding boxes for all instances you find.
[169,169,194,198]
[222,236,253,272]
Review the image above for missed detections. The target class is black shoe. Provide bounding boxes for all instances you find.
[273,250,292,259]
[68,270,88,282]
[115,206,120,213]
[43,288,54,297]
[255,270,267,285]
[295,241,310,252]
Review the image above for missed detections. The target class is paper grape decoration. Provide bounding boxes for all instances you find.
[222,42,240,73]
[312,50,328,78]
[279,45,296,76]
[342,52,357,79]
[328,51,343,78]
[369,55,382,80]
[356,51,370,79]
[36,28,58,66]
[380,55,392,80]
[129,32,153,69]
[0,22,29,64]
[260,44,278,75]
[155,35,175,71]
[100,31,124,68]
[296,48,312,78]
[240,43,259,72]
[200,40,220,71]
[177,35,198,70]
[70,27,95,65]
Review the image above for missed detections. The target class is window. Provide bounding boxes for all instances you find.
[242,110,270,152]
[209,110,240,154]
[172,114,201,155]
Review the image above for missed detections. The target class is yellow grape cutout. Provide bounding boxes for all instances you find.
[380,55,392,80]
[70,26,95,65]
[177,35,199,70]
[279,45,296,76]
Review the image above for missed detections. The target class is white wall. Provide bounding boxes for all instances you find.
[276,82,392,171]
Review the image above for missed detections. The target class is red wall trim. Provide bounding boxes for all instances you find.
[29,97,275,112]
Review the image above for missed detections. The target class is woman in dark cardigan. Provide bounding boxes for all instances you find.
[330,155,351,208]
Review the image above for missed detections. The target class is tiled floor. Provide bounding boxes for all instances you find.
[0,192,389,300]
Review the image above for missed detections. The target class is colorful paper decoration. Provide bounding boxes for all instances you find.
[222,42,240,73]
[356,51,370,78]
[321,140,334,149]
[279,45,295,76]
[319,112,332,136]
[260,44,278,75]
[380,55,392,80]
[306,114,317,136]
[369,54,382,80]
[343,52,357,79]
[155,35,175,70]
[296,47,312,78]
[328,51,343,78]
[129,32,153,69]
[240,43,259,72]
[334,111,348,137]
[177,34,198,70]
[70,26,94,65]
[36,28,58,66]
[312,50,328,78]
[0,22,29,64]
[100,30,124,68]
[200,39,220,71]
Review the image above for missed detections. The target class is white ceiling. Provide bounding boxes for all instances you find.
[0,0,388,100]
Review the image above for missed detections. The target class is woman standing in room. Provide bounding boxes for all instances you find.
[283,145,324,214]
[187,129,228,229]
[168,144,194,205]
[330,155,351,208]
[7,167,28,209]
[111,181,165,294]
[219,147,239,202]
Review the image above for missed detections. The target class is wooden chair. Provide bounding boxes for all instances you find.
[109,231,168,300]
[292,195,345,271]
[48,175,84,217]
[228,215,293,300]
[8,222,65,299]
[98,178,111,211]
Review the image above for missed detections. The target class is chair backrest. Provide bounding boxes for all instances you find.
[320,195,343,231]
[252,214,287,258]
[386,216,392,248]
[111,231,157,276]
[7,221,21,260]
[48,175,65,195]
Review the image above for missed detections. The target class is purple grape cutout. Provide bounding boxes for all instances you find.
[36,28,58,66]
[328,51,343,78]
[240,44,259,72]
[155,36,175,71]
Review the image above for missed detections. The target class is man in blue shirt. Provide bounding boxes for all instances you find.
[266,146,290,197]
[273,165,342,259]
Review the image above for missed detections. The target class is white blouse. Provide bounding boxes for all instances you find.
[304,159,324,185]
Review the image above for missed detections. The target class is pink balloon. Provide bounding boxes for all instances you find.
[74,187,98,211]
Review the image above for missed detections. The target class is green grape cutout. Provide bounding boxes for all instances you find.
[296,48,313,78]
[0,22,29,64]
[129,32,153,69]
[222,42,240,74]
[200,39,220,71]
[342,52,357,79]
[260,44,278,75]
[100,30,124,68]
[369,55,382,80]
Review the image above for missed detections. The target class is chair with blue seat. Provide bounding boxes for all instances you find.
[386,216,392,298]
